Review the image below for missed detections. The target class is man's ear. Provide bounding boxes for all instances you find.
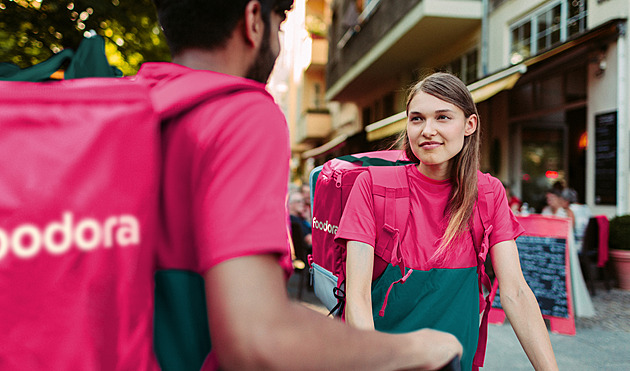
[464,114,478,136]
[243,0,264,48]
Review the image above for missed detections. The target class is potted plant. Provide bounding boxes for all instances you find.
[609,214,630,290]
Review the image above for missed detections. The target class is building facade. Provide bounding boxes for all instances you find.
[292,0,629,217]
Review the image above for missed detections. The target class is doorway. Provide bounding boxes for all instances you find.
[519,115,567,212]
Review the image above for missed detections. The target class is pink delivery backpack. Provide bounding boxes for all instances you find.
[308,150,414,316]
[0,74,165,370]
[0,39,269,369]
[308,149,496,368]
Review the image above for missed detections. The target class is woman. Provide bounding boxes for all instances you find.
[335,73,558,370]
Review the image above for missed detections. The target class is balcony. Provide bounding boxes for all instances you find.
[327,0,482,101]
[307,36,328,70]
[296,108,332,144]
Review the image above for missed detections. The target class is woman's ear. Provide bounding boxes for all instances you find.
[243,0,264,48]
[464,114,478,136]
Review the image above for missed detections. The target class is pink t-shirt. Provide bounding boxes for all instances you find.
[140,63,293,371]
[336,165,523,270]
[146,63,293,274]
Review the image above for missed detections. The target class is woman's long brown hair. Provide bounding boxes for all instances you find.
[398,72,480,263]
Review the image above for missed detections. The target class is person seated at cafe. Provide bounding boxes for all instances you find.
[288,191,312,249]
[541,187,575,222]
[300,183,312,222]
[561,188,592,252]
[503,182,523,214]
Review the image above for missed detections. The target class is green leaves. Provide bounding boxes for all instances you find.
[0,0,170,75]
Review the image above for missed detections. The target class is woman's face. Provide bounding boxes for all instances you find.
[406,91,477,178]
[546,192,562,209]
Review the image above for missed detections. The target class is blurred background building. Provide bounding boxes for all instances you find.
[276,0,629,218]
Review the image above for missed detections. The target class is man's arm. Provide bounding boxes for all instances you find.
[491,240,558,371]
[204,254,462,370]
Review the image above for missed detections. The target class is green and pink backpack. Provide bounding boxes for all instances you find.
[308,149,496,369]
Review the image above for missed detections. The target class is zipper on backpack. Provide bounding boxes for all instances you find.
[334,170,342,188]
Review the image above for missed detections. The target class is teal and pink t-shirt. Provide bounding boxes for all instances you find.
[146,63,294,370]
[336,164,523,370]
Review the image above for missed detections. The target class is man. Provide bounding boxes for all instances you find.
[143,1,462,369]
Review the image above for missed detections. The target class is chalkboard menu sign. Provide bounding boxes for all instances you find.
[595,111,617,205]
[492,235,568,318]
[488,215,575,334]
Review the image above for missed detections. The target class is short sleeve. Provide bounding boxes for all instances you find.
[487,176,525,247]
[334,171,377,247]
[192,92,291,272]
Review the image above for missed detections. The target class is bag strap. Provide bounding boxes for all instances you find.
[472,170,495,368]
[0,49,74,82]
[338,154,414,167]
[64,34,123,79]
[369,165,410,265]
[148,73,269,120]
[0,34,121,82]
[368,165,412,317]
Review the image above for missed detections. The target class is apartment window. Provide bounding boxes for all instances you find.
[449,59,462,80]
[511,22,532,65]
[567,0,588,37]
[313,83,322,109]
[446,48,478,84]
[363,92,397,127]
[536,3,562,53]
[465,49,478,84]
[510,0,587,65]
[362,106,372,126]
[383,93,395,119]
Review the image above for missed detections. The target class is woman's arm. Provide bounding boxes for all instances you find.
[491,239,558,371]
[204,254,462,370]
[345,240,377,330]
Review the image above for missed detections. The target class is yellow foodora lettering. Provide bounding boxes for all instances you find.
[0,212,141,261]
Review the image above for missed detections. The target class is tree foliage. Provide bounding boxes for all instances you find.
[0,0,171,75]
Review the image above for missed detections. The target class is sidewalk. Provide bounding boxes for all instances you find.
[288,276,630,370]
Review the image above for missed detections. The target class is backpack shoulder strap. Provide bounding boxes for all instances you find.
[474,171,495,258]
[476,171,495,238]
[368,165,410,267]
[473,170,496,369]
[147,72,269,120]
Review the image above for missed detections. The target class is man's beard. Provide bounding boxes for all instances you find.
[245,29,277,84]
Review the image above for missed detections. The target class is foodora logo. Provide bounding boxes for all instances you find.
[312,216,338,235]
[0,212,140,261]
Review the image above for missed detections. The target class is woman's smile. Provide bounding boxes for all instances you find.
[406,91,476,179]
[419,140,443,150]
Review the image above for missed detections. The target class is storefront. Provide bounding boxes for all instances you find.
[476,19,626,216]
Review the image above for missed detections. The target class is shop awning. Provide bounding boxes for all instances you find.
[365,111,406,142]
[301,134,348,159]
[468,63,527,103]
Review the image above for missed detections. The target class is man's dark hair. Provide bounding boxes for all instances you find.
[153,0,294,56]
